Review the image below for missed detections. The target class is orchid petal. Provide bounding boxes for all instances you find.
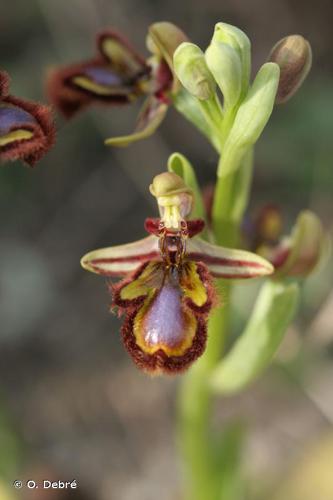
[186,237,274,279]
[105,96,168,147]
[80,235,160,277]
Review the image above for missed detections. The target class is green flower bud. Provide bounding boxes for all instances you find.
[205,41,242,109]
[269,34,312,104]
[211,22,251,93]
[173,42,216,100]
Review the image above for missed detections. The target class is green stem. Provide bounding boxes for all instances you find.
[177,150,254,500]
[178,280,230,500]
[213,149,254,247]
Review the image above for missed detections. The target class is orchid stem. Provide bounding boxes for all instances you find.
[177,150,254,500]
[178,280,230,500]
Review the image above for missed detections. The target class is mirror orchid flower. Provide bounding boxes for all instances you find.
[251,206,325,278]
[81,173,273,375]
[0,71,55,166]
[47,22,187,146]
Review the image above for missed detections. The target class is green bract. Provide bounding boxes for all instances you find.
[218,62,280,176]
[210,280,300,394]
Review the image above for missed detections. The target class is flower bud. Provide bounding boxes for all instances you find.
[269,35,312,104]
[149,172,193,229]
[205,41,242,109]
[211,22,251,93]
[173,43,216,100]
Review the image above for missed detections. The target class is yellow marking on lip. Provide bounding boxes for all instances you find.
[0,129,33,147]
[120,262,163,301]
[181,262,208,307]
[72,75,132,97]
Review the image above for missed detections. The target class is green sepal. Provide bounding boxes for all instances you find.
[167,152,206,222]
[210,280,299,394]
[217,62,280,177]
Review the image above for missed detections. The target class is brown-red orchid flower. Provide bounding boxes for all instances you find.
[0,71,55,167]
[47,23,187,146]
[252,207,325,278]
[81,173,273,375]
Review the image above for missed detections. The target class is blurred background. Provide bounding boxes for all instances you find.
[0,0,332,499]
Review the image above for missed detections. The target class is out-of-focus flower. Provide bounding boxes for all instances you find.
[81,172,273,374]
[47,23,187,146]
[0,71,55,166]
[254,209,325,278]
[269,34,312,104]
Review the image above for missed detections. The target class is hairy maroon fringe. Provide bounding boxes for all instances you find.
[46,65,91,119]
[121,311,207,374]
[0,70,10,97]
[0,95,56,167]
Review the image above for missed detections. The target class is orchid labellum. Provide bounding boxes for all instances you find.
[0,71,55,166]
